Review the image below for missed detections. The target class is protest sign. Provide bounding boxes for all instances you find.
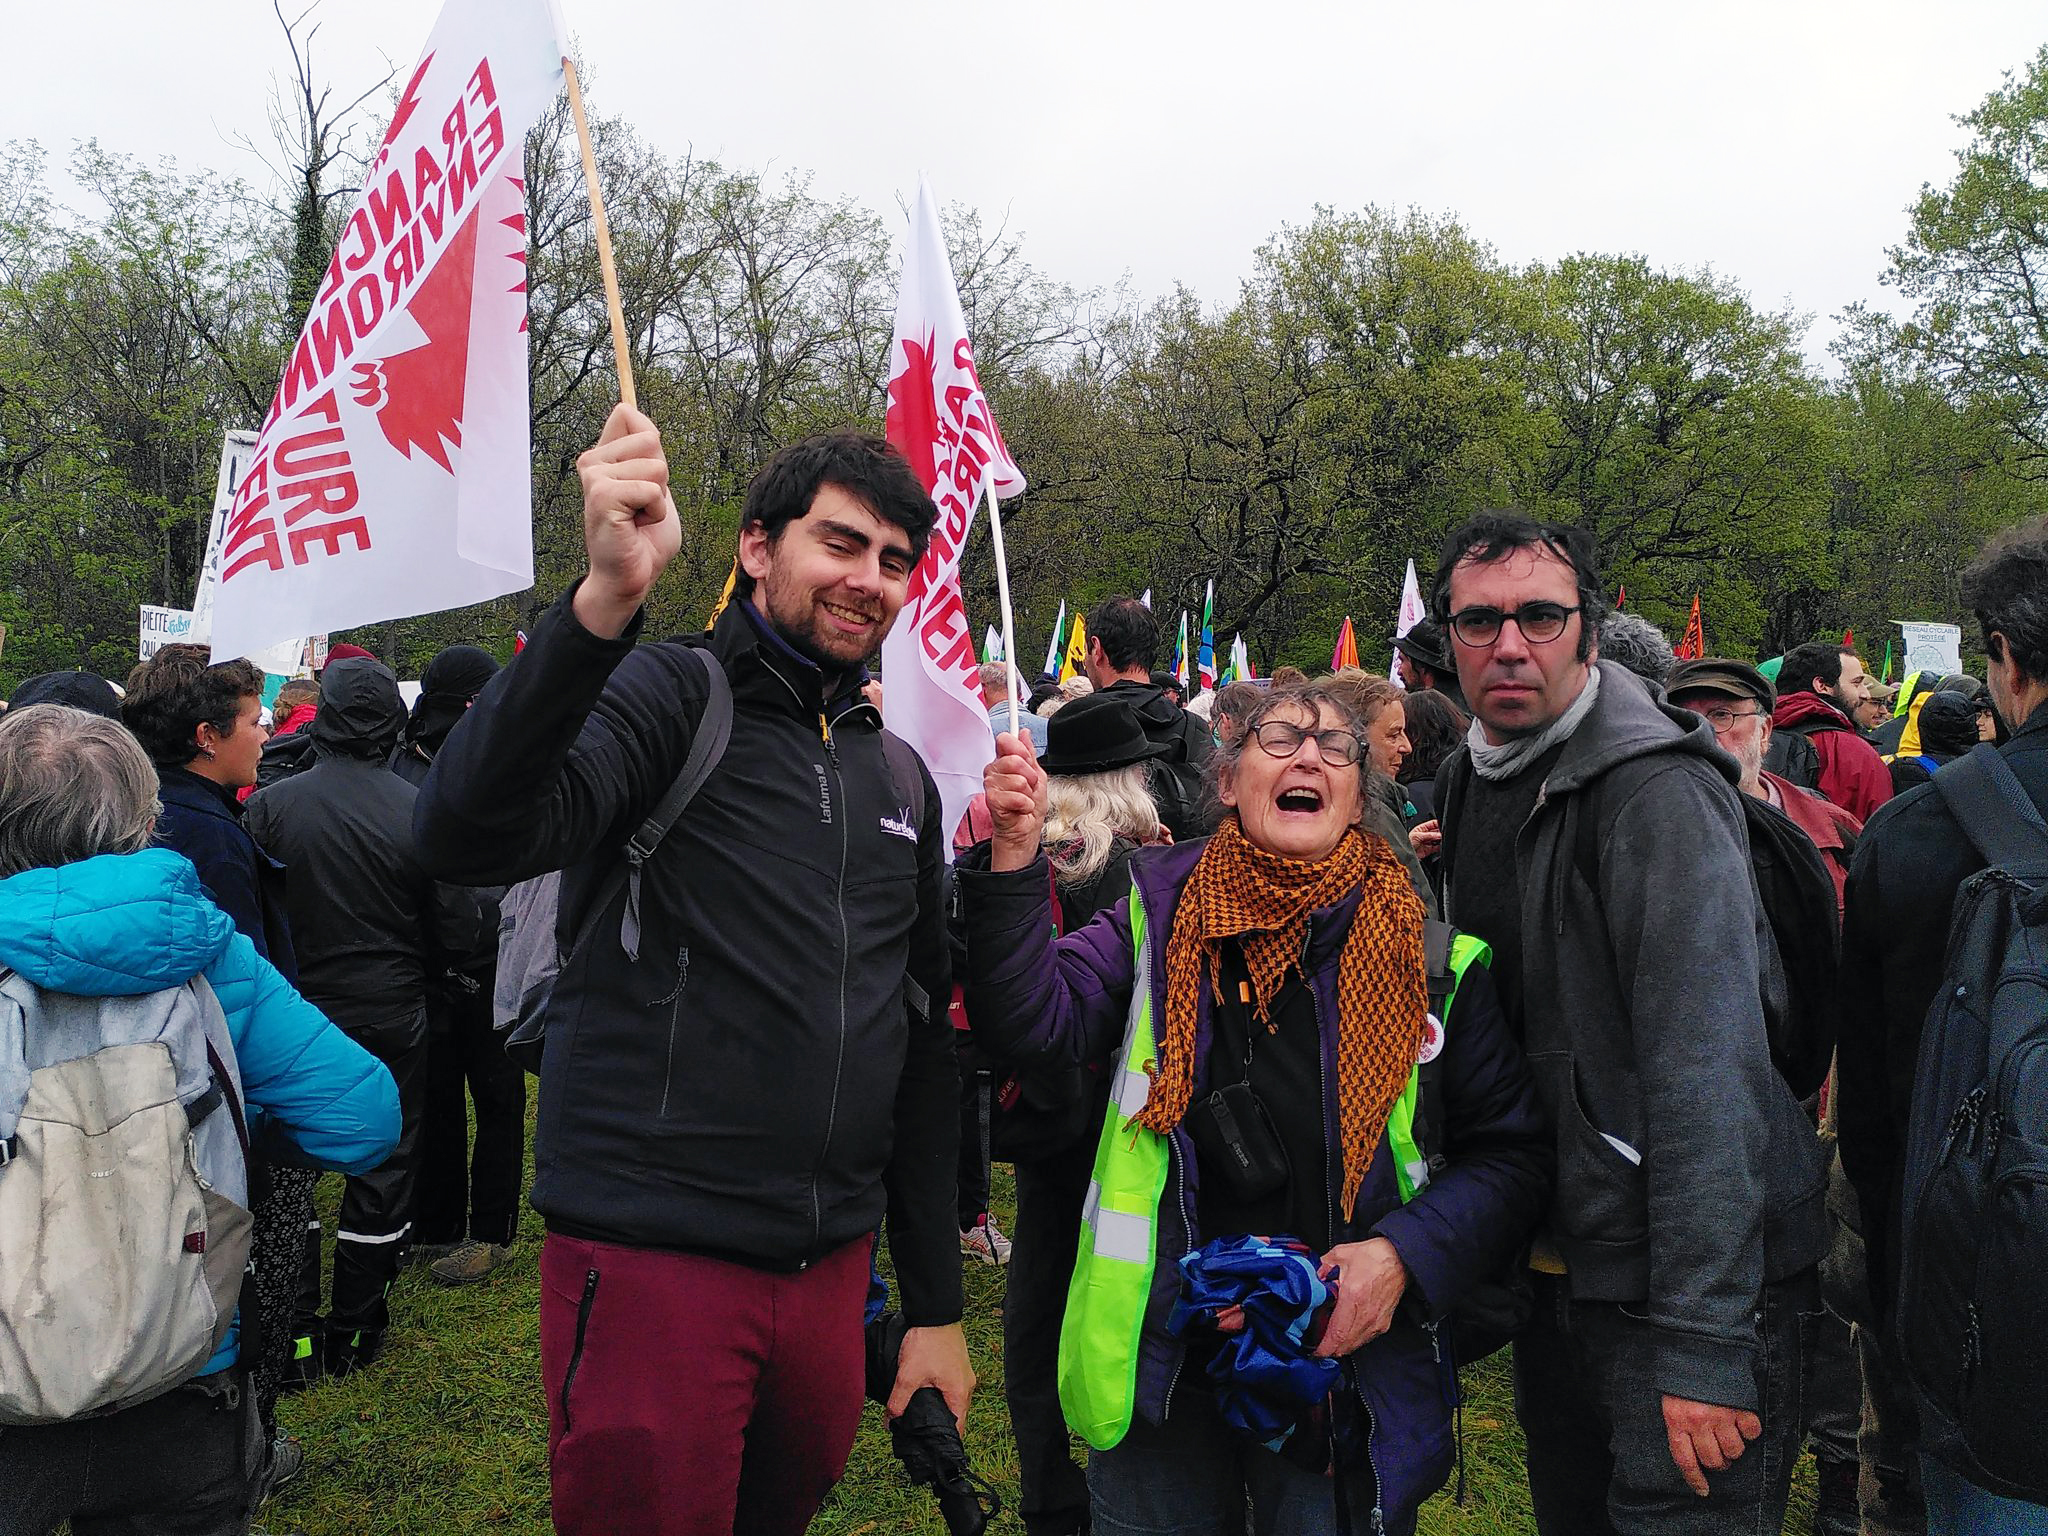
[140,606,196,660]
[1894,620,1963,679]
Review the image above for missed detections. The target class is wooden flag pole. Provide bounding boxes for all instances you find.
[984,484,1023,739]
[562,58,635,411]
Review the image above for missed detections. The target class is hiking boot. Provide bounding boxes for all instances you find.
[960,1217,1011,1267]
[279,1333,324,1394]
[1812,1455,1860,1536]
[265,1433,306,1495]
[429,1239,514,1287]
[401,1240,461,1271]
[323,1327,385,1379]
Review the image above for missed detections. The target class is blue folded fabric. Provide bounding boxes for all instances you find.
[1167,1234,1339,1449]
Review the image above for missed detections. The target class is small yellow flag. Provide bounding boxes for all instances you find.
[1060,613,1088,683]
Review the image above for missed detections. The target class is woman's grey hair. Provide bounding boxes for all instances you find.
[1206,682,1384,828]
[1596,611,1675,689]
[1043,764,1160,886]
[0,704,161,878]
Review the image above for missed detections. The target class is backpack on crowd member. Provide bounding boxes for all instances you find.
[1148,736,1209,844]
[1575,790,1839,1099]
[0,970,252,1424]
[1762,720,1823,791]
[1893,744,2048,1504]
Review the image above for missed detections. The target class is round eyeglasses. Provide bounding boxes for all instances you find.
[1249,721,1364,766]
[1447,601,1581,647]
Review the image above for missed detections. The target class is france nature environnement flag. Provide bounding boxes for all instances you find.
[208,0,566,662]
[879,177,1026,843]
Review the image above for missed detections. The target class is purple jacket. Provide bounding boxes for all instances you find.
[959,838,1551,1519]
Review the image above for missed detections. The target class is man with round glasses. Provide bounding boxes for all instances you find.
[1431,512,1828,1536]
[1667,658,1862,906]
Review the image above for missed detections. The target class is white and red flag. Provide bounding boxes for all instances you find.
[207,0,565,662]
[880,178,1026,843]
[1389,558,1427,684]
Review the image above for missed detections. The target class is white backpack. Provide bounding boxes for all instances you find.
[0,968,253,1423]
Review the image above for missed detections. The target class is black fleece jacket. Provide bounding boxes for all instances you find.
[413,586,961,1325]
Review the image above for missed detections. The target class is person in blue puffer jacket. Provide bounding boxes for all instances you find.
[0,702,399,1536]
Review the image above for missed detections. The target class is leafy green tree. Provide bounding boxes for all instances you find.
[1849,44,2048,476]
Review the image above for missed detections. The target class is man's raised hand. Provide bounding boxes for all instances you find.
[572,403,681,640]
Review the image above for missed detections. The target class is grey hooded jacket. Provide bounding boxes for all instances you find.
[1438,661,1828,1411]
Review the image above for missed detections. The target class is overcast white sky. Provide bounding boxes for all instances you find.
[7,1,2043,364]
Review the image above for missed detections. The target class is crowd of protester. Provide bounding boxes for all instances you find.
[0,403,2043,1536]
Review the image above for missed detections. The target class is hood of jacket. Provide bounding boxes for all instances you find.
[403,644,500,755]
[310,658,407,760]
[1772,691,1855,735]
[1916,690,1983,759]
[1542,661,1739,798]
[0,848,234,997]
[1102,678,1185,733]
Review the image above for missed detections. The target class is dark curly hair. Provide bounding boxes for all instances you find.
[732,432,937,599]
[1962,515,2048,684]
[120,644,265,771]
[1429,511,1606,663]
[1399,688,1470,783]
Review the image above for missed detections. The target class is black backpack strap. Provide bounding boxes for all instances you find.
[1934,745,2048,881]
[563,648,734,966]
[186,975,250,1155]
[614,648,734,961]
[1421,918,1457,1006]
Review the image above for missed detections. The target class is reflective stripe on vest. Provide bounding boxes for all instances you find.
[1055,885,1169,1451]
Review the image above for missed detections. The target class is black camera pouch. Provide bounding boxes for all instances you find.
[1183,1080,1290,1201]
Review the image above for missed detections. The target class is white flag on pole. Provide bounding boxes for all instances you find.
[207,0,566,662]
[1390,559,1427,684]
[880,178,1027,842]
[1041,601,1067,678]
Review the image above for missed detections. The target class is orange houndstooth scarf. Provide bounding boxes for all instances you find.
[1133,815,1429,1220]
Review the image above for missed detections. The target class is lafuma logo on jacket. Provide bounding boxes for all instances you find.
[879,807,918,842]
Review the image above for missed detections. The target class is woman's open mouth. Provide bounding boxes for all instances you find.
[1275,787,1324,815]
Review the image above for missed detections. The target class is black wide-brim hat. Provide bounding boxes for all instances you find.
[1391,617,1449,673]
[1040,693,1177,777]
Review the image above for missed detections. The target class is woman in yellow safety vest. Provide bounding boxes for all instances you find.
[960,682,1552,1536]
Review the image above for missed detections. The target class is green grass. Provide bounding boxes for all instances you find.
[271,1111,1817,1535]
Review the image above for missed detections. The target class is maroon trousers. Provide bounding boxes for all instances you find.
[539,1231,870,1536]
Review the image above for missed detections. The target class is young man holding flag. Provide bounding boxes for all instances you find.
[414,407,970,1536]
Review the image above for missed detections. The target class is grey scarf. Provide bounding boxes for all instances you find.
[1466,666,1600,781]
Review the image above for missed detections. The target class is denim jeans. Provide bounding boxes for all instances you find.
[1512,1268,1818,1536]
[1089,1384,1414,1536]
[0,1370,260,1536]
[1919,1458,2048,1535]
